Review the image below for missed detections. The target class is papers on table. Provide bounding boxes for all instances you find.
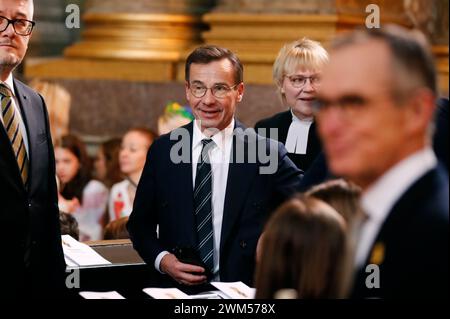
[143,288,192,299]
[211,281,256,299]
[79,291,125,299]
[142,281,255,299]
[62,235,111,267]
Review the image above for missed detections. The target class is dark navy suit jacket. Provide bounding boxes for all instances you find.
[0,79,66,298]
[351,165,449,298]
[128,120,302,287]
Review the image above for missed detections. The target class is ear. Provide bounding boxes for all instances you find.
[404,88,435,136]
[185,81,191,104]
[236,82,244,102]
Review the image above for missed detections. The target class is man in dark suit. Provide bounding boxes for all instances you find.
[254,38,328,172]
[0,0,66,298]
[315,26,448,298]
[128,45,302,289]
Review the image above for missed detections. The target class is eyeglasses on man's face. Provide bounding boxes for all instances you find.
[0,16,35,36]
[285,75,321,89]
[312,94,372,118]
[189,82,240,99]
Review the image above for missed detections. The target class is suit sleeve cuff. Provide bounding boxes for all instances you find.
[155,251,170,274]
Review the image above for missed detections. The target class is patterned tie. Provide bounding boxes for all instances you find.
[194,138,215,273]
[1,83,29,185]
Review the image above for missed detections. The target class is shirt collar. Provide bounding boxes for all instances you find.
[192,118,235,152]
[290,109,314,123]
[4,74,16,97]
[361,148,437,223]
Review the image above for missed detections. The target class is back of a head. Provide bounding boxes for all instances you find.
[255,196,347,299]
[59,211,80,241]
[306,179,362,224]
[103,216,130,240]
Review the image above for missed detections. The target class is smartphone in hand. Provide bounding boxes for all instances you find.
[172,246,213,279]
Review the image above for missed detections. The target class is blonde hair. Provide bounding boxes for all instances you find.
[273,38,329,101]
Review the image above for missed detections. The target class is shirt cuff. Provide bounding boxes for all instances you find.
[155,251,170,274]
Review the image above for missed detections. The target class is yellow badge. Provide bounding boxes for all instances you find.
[370,242,385,265]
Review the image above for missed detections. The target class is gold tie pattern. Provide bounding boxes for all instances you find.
[1,83,29,185]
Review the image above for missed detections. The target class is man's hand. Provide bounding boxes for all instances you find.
[160,253,207,286]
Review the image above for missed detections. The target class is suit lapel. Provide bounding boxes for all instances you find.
[172,122,196,246]
[220,121,258,251]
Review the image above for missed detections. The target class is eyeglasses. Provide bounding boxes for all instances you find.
[189,82,240,98]
[285,75,321,88]
[312,94,370,117]
[0,15,35,36]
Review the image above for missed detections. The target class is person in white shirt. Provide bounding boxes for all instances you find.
[127,45,302,291]
[314,25,448,298]
[108,127,155,221]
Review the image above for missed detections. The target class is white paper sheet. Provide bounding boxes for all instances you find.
[79,291,125,299]
[211,281,256,299]
[62,235,111,266]
[143,288,192,299]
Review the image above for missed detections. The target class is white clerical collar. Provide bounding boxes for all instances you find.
[285,109,313,155]
[291,109,314,123]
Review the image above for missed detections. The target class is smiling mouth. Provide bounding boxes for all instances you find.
[298,97,315,101]
[201,109,221,115]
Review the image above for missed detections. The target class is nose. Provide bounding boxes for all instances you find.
[202,88,216,105]
[316,107,345,138]
[119,149,128,159]
[302,79,315,92]
[1,22,15,37]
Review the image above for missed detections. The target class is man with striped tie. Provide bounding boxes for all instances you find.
[128,45,302,291]
[0,0,65,298]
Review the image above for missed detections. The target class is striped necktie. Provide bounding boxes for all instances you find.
[194,138,215,273]
[1,83,29,185]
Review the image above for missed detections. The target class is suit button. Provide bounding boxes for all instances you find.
[240,240,247,249]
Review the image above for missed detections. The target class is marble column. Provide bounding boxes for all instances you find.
[28,0,77,57]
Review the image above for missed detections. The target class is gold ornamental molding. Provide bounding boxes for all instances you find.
[177,13,373,83]
[64,13,206,61]
[432,45,449,96]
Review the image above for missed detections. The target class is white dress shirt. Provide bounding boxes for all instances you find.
[155,119,234,281]
[284,110,313,154]
[355,148,438,268]
[0,75,30,155]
